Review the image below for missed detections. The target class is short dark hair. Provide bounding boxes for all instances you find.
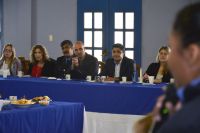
[60,40,73,48]
[112,43,125,52]
[173,2,200,48]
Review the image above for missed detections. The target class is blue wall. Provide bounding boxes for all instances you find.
[141,0,199,70]
[3,0,77,59]
[31,0,77,59]
[0,0,2,52]
[3,0,32,58]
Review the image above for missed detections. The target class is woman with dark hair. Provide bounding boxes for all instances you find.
[135,2,200,133]
[143,46,172,83]
[156,2,200,133]
[28,44,56,77]
[0,44,21,76]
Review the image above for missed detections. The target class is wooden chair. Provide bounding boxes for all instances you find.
[18,56,30,75]
[98,61,105,73]
[136,64,141,76]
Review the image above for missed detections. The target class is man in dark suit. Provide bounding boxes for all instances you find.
[56,40,73,78]
[150,3,200,133]
[71,41,98,79]
[100,43,134,81]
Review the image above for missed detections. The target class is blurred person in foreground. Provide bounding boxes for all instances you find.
[71,41,98,79]
[56,40,73,78]
[100,43,134,81]
[135,2,200,133]
[143,46,173,83]
[0,44,22,76]
[28,44,56,77]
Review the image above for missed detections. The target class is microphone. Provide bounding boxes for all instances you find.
[151,83,179,133]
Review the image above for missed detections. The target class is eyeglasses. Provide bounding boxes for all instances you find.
[4,49,12,53]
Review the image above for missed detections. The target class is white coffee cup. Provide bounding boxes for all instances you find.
[3,70,8,78]
[101,76,106,82]
[9,96,17,101]
[86,75,92,81]
[18,71,23,77]
[170,78,175,83]
[0,100,4,111]
[148,76,154,84]
[122,76,127,82]
[65,74,71,80]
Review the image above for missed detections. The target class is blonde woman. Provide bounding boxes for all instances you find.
[143,46,172,83]
[0,44,22,76]
[28,44,56,77]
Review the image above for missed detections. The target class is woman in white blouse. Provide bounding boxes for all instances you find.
[0,44,22,76]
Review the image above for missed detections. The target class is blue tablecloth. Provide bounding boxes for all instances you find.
[0,102,84,133]
[0,77,164,115]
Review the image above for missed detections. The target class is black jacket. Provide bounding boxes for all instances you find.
[56,56,72,78]
[71,53,98,80]
[100,56,134,81]
[145,63,172,82]
[28,58,57,77]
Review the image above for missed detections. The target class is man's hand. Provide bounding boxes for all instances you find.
[143,73,149,81]
[72,57,79,68]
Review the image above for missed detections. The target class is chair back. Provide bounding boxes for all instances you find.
[98,61,105,73]
[18,56,30,75]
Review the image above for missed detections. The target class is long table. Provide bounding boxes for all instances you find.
[0,77,164,115]
[0,102,84,133]
[0,76,165,133]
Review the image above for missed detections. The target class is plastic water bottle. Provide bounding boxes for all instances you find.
[132,62,138,82]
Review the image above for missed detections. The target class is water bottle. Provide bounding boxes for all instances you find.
[132,61,138,82]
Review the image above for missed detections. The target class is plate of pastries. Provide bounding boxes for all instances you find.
[32,96,51,106]
[11,98,35,108]
[32,96,50,102]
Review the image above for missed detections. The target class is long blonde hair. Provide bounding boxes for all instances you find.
[156,46,171,74]
[0,44,17,69]
[156,46,171,62]
[29,44,49,64]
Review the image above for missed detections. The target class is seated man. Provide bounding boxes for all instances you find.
[56,40,73,78]
[71,41,98,79]
[100,43,134,81]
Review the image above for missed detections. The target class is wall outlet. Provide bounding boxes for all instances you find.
[48,34,54,42]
